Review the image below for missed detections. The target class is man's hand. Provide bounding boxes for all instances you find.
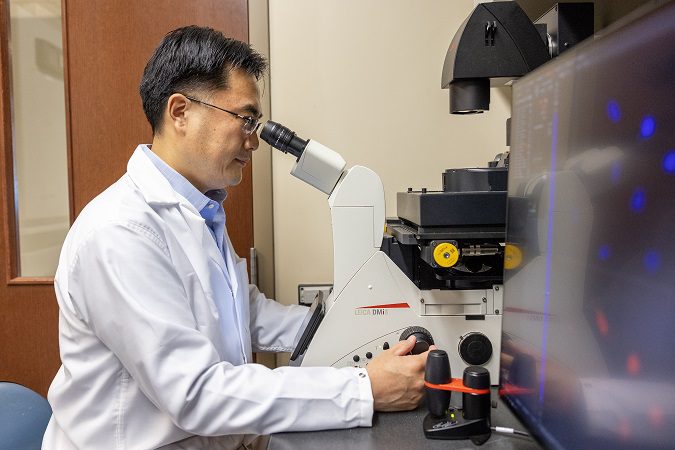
[365,336,435,411]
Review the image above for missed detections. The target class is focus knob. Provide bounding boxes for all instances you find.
[399,326,434,354]
[458,332,493,365]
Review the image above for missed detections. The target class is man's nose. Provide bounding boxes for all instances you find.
[245,132,259,151]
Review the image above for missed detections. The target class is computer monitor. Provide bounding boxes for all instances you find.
[501,3,675,449]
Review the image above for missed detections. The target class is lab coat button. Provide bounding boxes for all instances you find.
[353,355,360,362]
[366,352,372,359]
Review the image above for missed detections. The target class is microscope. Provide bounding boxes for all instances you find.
[261,121,501,381]
[261,1,593,387]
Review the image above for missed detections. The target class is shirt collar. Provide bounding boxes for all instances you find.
[141,144,228,213]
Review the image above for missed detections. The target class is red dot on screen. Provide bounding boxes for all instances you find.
[626,353,641,375]
[649,406,664,428]
[595,309,609,336]
[618,417,632,441]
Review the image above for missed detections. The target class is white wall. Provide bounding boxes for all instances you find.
[267,0,512,316]
[249,0,274,299]
[248,0,277,369]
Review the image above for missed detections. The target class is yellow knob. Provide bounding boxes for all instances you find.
[433,242,459,268]
[504,244,523,270]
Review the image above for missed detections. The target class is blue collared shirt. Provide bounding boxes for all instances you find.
[141,145,228,258]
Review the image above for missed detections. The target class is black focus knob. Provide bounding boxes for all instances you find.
[400,326,434,355]
[458,332,493,365]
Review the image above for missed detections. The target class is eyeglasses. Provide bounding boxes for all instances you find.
[183,95,262,135]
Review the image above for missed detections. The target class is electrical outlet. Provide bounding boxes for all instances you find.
[298,284,333,306]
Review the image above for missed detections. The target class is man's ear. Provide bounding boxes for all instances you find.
[165,93,190,134]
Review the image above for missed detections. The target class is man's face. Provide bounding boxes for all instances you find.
[185,69,262,192]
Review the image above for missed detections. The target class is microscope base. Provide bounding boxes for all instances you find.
[423,409,491,445]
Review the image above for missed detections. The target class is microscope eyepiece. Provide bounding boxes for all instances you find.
[260,121,308,159]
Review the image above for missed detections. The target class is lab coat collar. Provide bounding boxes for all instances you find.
[126,146,230,280]
[127,146,190,209]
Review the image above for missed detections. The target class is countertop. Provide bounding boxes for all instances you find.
[269,392,542,450]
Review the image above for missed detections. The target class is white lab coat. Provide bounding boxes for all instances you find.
[42,147,373,449]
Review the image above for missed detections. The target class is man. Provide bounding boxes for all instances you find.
[43,26,431,449]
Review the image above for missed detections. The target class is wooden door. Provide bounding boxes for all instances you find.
[0,0,253,397]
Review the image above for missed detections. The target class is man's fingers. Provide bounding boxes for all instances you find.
[391,335,416,356]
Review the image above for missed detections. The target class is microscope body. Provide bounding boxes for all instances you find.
[261,122,501,381]
[298,167,501,377]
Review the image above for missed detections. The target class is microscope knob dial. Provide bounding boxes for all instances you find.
[458,332,493,365]
[399,326,434,354]
[433,242,459,268]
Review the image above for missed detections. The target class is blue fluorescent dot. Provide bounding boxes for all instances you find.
[640,116,656,139]
[630,187,646,213]
[598,244,611,261]
[611,161,622,184]
[663,150,675,174]
[607,100,621,123]
[644,250,661,273]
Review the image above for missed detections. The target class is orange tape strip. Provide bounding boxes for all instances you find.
[424,378,490,395]
[498,383,534,396]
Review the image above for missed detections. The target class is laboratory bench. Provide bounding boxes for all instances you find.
[159,390,543,449]
[269,390,542,450]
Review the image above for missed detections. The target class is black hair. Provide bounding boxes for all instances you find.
[140,26,267,134]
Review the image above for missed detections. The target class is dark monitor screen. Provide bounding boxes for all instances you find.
[501,3,675,449]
